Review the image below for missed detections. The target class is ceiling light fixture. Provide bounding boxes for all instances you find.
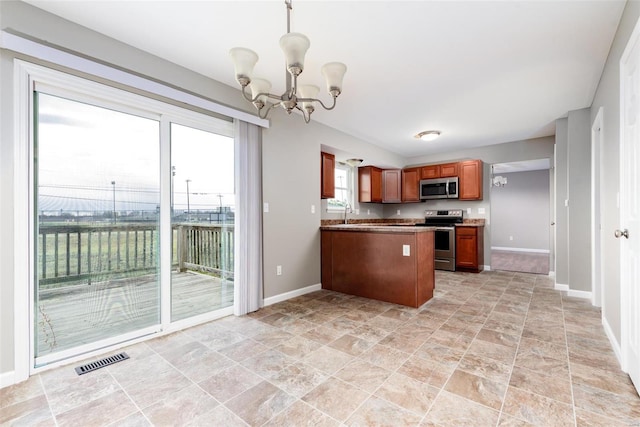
[229,0,347,124]
[345,158,363,167]
[415,131,441,141]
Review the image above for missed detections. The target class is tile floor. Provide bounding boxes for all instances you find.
[2,270,639,426]
[491,250,550,275]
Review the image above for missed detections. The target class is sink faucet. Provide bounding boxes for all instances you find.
[344,203,352,224]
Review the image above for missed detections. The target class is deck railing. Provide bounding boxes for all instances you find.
[37,223,234,287]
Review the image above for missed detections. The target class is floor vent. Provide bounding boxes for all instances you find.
[75,352,129,375]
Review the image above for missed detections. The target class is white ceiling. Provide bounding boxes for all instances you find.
[23,0,625,158]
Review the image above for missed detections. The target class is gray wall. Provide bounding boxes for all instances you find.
[567,108,593,292]
[555,118,569,285]
[589,0,640,346]
[556,108,594,293]
[490,170,550,251]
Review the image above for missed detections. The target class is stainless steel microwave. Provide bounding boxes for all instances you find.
[420,177,459,200]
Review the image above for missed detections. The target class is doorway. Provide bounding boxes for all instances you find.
[31,70,235,369]
[489,159,551,275]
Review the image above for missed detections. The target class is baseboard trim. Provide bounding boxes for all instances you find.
[602,316,623,368]
[263,283,322,307]
[492,246,550,254]
[567,289,592,300]
[0,371,16,389]
[553,282,592,300]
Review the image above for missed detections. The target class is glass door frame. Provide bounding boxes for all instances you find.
[20,61,235,374]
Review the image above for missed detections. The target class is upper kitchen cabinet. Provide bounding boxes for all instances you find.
[401,167,420,202]
[383,169,402,203]
[459,159,483,200]
[439,162,459,178]
[420,165,440,179]
[321,152,335,199]
[420,162,458,179]
[358,166,383,203]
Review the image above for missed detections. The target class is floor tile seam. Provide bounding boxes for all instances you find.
[302,374,374,425]
[494,280,534,425]
[102,360,155,427]
[559,295,579,427]
[416,288,510,426]
[338,380,421,426]
[36,374,59,427]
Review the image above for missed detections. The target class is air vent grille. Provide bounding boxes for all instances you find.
[74,352,129,375]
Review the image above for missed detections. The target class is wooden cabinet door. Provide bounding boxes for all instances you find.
[456,227,478,269]
[420,165,440,179]
[320,152,335,199]
[383,169,402,203]
[440,162,459,177]
[459,160,483,200]
[358,166,383,203]
[402,167,420,202]
[456,226,484,272]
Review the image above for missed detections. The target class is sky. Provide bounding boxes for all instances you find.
[37,92,235,215]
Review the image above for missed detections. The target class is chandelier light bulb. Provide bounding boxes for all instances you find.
[229,0,346,123]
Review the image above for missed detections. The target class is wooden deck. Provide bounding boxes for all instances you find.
[36,271,233,357]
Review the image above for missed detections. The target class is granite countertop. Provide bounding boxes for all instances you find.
[456,219,486,227]
[320,223,436,233]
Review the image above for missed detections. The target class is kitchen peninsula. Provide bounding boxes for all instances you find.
[320,224,435,308]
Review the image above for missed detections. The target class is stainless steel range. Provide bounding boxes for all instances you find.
[417,210,463,271]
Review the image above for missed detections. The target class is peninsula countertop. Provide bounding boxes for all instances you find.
[320,223,437,232]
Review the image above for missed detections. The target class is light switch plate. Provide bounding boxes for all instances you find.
[263,202,269,213]
[402,245,410,256]
[478,207,486,214]
[311,205,315,214]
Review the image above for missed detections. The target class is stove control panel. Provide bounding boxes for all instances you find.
[424,209,463,218]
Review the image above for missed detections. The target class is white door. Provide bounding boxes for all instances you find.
[620,20,640,395]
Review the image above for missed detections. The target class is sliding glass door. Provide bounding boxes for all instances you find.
[35,92,161,364]
[170,124,235,321]
[31,74,236,368]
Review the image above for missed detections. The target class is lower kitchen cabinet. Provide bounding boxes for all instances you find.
[456,226,484,272]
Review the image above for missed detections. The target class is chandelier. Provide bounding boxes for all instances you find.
[491,165,508,187]
[229,0,347,123]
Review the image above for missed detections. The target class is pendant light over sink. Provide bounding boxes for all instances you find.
[229,0,347,123]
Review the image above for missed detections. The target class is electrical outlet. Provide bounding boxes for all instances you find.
[478,207,486,214]
[397,210,401,215]
[509,236,513,241]
[402,245,410,256]
[367,209,370,215]
[311,205,315,214]
[355,208,360,215]
[276,265,282,276]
